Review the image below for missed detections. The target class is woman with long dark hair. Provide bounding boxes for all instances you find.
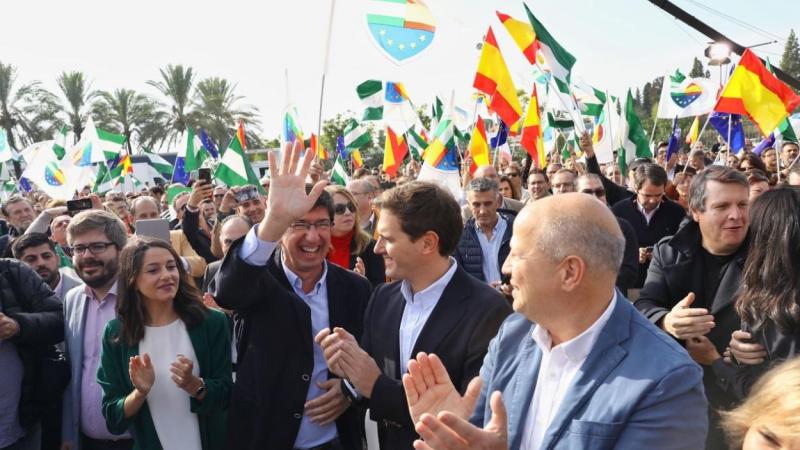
[97,237,231,449]
[732,187,800,399]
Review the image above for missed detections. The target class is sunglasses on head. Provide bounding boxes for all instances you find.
[334,203,356,215]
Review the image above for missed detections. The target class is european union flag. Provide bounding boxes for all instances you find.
[709,112,745,153]
[19,177,33,193]
[490,121,508,149]
[336,136,347,159]
[171,157,190,185]
[200,129,219,158]
[666,117,682,161]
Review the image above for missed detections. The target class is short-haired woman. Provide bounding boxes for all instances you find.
[97,237,231,449]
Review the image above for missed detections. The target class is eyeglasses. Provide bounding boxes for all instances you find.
[506,172,520,178]
[288,220,332,232]
[70,242,115,255]
[581,188,606,197]
[333,203,356,215]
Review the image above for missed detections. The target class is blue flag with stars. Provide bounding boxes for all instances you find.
[709,112,745,153]
[365,0,437,65]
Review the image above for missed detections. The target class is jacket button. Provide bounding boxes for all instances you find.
[302,374,310,381]
[293,413,302,419]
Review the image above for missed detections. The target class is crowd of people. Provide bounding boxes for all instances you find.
[2,135,800,450]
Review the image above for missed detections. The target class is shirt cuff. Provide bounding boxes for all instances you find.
[239,225,278,267]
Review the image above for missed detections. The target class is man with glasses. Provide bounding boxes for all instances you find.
[551,169,577,194]
[611,164,685,297]
[62,210,133,450]
[214,143,372,450]
[347,179,379,235]
[576,174,639,295]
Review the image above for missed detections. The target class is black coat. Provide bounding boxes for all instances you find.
[585,154,633,206]
[611,196,686,288]
[453,213,514,284]
[731,321,800,400]
[213,239,371,450]
[182,206,218,264]
[347,240,385,288]
[616,217,640,295]
[362,265,512,450]
[0,259,64,427]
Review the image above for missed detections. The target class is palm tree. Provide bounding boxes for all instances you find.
[191,76,260,149]
[0,61,62,151]
[57,71,95,140]
[92,89,162,153]
[147,64,196,149]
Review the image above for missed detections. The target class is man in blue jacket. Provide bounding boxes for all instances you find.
[400,193,708,449]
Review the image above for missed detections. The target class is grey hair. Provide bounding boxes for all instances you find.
[467,177,499,194]
[535,215,625,275]
[688,166,748,212]
[66,209,128,249]
[1,195,32,216]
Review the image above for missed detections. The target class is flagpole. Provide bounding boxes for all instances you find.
[534,62,586,134]
[727,113,733,155]
[648,119,659,149]
[316,0,337,147]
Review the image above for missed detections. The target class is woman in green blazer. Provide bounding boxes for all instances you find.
[97,236,232,450]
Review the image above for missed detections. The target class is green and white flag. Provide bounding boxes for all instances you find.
[52,125,69,159]
[214,134,262,190]
[431,96,444,131]
[571,81,607,118]
[525,4,576,94]
[617,90,651,173]
[68,118,125,166]
[331,155,350,186]
[182,128,208,172]
[357,80,384,121]
[343,119,371,149]
[146,153,174,177]
[93,163,113,194]
[407,127,427,161]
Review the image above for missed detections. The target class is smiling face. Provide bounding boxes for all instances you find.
[691,180,750,255]
[281,207,332,275]
[237,197,265,224]
[135,247,179,305]
[528,173,550,199]
[71,229,120,289]
[374,210,430,281]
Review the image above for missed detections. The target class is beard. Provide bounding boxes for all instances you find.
[35,266,60,287]
[76,257,119,289]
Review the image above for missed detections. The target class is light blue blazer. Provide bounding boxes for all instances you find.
[471,294,708,450]
[61,283,93,450]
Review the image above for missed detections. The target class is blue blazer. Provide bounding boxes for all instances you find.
[471,294,708,450]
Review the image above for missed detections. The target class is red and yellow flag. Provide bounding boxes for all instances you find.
[121,153,133,176]
[310,133,328,160]
[237,120,247,150]
[686,116,700,145]
[473,27,523,127]
[520,84,547,168]
[467,116,491,175]
[715,49,800,136]
[352,149,364,169]
[496,11,537,65]
[383,126,408,178]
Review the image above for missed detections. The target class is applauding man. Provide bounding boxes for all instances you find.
[213,142,372,450]
[316,181,511,450]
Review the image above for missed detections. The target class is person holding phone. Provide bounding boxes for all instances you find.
[183,181,217,264]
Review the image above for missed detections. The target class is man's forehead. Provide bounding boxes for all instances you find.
[22,243,54,256]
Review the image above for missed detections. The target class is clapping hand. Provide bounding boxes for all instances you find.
[414,391,509,450]
[129,353,155,396]
[402,353,481,425]
[170,354,203,398]
[316,327,381,397]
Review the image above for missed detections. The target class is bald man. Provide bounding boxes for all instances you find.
[462,165,524,222]
[400,194,708,449]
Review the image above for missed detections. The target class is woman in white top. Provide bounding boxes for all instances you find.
[97,236,231,450]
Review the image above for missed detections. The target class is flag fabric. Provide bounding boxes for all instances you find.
[490,121,512,163]
[22,145,94,199]
[357,80,384,121]
[214,132,262,190]
[383,82,417,134]
[473,27,523,126]
[66,118,125,167]
[496,11,537,65]
[709,112,745,153]
[776,115,799,143]
[365,0,437,64]
[351,149,364,169]
[656,69,719,119]
[237,120,247,151]
[336,136,347,159]
[591,95,621,163]
[686,116,701,145]
[310,134,328,160]
[520,85,547,167]
[572,81,607,118]
[431,96,444,131]
[467,115,491,173]
[147,153,174,178]
[0,129,13,163]
[423,118,454,167]
[331,155,350,186]
[383,126,408,178]
[406,127,428,161]
[343,120,372,149]
[199,129,220,158]
[666,117,682,161]
[52,125,69,159]
[715,49,800,136]
[282,107,303,145]
[524,4,576,94]
[182,128,208,172]
[753,133,776,156]
[617,90,651,173]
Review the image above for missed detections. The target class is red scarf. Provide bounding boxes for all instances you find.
[328,230,353,269]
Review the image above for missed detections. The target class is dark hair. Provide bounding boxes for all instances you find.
[149,185,165,197]
[736,188,800,333]
[115,237,207,345]
[688,166,748,212]
[498,175,521,200]
[628,157,652,175]
[12,232,56,259]
[306,184,334,221]
[738,153,768,174]
[633,163,668,190]
[745,169,769,185]
[528,168,549,184]
[376,181,462,256]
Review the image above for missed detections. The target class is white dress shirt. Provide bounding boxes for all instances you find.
[520,292,618,450]
[475,216,507,284]
[636,201,661,225]
[398,258,458,373]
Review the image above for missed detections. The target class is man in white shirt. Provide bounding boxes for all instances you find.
[400,194,707,449]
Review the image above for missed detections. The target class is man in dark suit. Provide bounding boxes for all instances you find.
[317,181,512,450]
[214,143,372,450]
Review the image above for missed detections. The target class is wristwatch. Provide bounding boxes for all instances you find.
[341,379,365,405]
[194,378,206,398]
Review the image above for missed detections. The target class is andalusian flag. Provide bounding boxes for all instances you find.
[146,153,173,178]
[467,116,491,174]
[357,80,384,121]
[473,27,522,126]
[331,155,350,186]
[617,90,651,173]
[52,125,69,159]
[383,126,408,178]
[344,119,371,149]
[215,131,263,191]
[68,118,125,167]
[524,3,576,94]
[520,85,547,168]
[406,127,427,161]
[715,49,800,136]
[496,11,537,65]
[182,128,209,172]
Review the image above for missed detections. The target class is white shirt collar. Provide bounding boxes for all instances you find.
[400,257,458,306]
[281,254,329,296]
[531,291,618,363]
[474,214,503,233]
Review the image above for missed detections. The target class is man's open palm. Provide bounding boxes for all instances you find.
[403,353,482,424]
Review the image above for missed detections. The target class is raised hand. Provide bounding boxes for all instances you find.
[259,140,328,242]
[129,353,155,396]
[578,131,594,159]
[403,353,482,425]
[413,391,508,450]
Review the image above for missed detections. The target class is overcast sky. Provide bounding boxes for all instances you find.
[2,0,797,146]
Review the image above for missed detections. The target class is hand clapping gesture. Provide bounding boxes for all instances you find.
[129,353,155,396]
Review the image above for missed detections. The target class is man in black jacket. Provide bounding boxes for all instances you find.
[635,167,750,450]
[454,177,514,286]
[0,259,64,449]
[0,196,36,255]
[214,142,372,450]
[316,181,512,450]
[611,163,686,293]
[579,132,651,206]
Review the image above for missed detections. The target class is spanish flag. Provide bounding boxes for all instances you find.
[715,49,800,137]
[310,133,328,160]
[473,27,523,127]
[520,85,547,168]
[383,126,408,178]
[467,116,491,175]
[496,11,537,65]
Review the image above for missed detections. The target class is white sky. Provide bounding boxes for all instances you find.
[2,0,797,144]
